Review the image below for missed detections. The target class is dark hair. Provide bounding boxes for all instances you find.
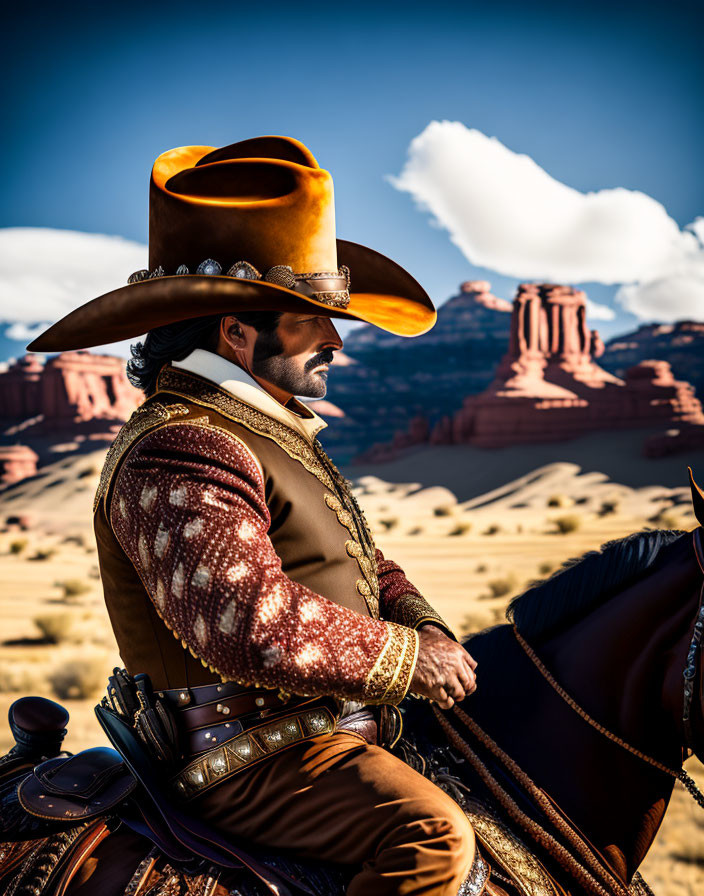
[127,311,283,395]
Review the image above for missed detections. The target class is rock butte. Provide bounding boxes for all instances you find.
[359,283,704,461]
[0,352,142,484]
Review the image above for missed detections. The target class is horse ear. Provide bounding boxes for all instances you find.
[688,467,704,526]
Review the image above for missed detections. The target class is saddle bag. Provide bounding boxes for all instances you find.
[17,747,136,821]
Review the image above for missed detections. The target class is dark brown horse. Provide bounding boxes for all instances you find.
[1,517,703,895]
[423,521,704,895]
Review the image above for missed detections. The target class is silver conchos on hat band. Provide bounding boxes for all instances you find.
[127,259,351,309]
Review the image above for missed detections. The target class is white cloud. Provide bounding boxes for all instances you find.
[0,227,147,354]
[585,300,616,322]
[0,227,147,323]
[391,122,704,323]
[4,322,49,342]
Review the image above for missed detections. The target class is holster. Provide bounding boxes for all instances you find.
[105,667,180,767]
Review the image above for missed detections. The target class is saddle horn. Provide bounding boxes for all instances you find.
[689,467,704,527]
[8,696,69,760]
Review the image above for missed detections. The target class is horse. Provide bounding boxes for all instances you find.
[1,481,703,896]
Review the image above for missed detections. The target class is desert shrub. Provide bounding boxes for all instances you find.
[651,511,681,530]
[460,608,496,637]
[475,563,488,573]
[482,524,501,536]
[407,526,424,536]
[48,658,105,700]
[538,561,555,576]
[33,613,74,644]
[77,466,98,479]
[554,514,581,534]
[547,494,572,508]
[433,505,453,517]
[378,517,399,531]
[55,578,91,599]
[598,500,620,516]
[448,522,472,536]
[9,538,28,555]
[485,575,517,598]
[61,533,86,547]
[28,547,57,561]
[0,666,44,693]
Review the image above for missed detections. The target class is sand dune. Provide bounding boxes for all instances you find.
[0,440,702,893]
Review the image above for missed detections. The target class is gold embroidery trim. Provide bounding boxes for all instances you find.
[390,593,453,635]
[362,623,418,705]
[156,367,333,490]
[94,401,190,512]
[157,366,382,619]
[453,793,558,896]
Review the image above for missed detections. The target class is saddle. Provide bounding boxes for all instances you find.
[2,691,559,896]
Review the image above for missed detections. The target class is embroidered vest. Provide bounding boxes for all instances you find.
[94,365,380,690]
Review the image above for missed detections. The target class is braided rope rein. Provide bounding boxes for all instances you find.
[432,705,627,896]
[513,626,704,810]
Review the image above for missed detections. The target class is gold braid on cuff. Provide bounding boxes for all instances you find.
[362,623,419,706]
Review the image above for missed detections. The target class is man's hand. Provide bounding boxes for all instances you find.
[410,624,478,709]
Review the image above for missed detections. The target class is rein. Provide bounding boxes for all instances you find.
[512,527,704,811]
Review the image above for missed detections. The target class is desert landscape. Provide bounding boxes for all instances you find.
[0,437,702,894]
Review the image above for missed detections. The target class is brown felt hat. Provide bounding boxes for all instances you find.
[29,136,436,352]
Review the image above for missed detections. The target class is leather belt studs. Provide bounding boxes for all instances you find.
[173,705,335,799]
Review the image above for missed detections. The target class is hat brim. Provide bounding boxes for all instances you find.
[28,239,436,352]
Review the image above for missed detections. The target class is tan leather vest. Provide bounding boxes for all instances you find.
[94,365,380,691]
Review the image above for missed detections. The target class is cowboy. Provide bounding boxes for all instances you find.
[30,137,479,896]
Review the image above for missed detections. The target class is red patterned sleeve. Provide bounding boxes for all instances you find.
[375,548,455,638]
[109,423,418,705]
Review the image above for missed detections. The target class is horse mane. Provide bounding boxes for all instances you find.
[507,528,686,641]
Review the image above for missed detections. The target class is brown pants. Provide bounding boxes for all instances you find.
[192,731,475,896]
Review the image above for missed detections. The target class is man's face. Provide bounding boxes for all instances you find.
[249,312,343,399]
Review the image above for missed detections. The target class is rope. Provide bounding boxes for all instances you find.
[432,705,626,896]
[513,626,704,809]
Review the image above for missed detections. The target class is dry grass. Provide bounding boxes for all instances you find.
[553,514,582,534]
[48,657,106,700]
[598,499,621,516]
[55,577,91,599]
[0,665,45,694]
[27,546,57,562]
[651,511,682,530]
[433,505,453,517]
[460,608,500,637]
[448,522,472,536]
[485,575,518,599]
[33,612,74,644]
[547,494,573,508]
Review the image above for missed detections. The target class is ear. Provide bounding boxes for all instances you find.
[220,315,248,351]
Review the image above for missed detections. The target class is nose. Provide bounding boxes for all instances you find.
[319,318,343,352]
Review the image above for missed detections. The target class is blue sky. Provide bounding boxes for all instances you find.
[2,0,702,351]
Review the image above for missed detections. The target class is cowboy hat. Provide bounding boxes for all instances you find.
[28,136,436,352]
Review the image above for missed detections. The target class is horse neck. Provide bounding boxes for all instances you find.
[539,531,702,877]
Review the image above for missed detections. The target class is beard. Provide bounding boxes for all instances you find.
[251,331,334,399]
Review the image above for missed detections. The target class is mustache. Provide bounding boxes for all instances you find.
[305,348,335,372]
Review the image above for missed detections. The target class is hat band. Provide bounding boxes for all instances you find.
[128,260,351,309]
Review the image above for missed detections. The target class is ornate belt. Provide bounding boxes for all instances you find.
[173,704,336,799]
